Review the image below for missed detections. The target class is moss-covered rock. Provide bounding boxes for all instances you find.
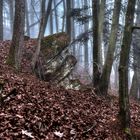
[34,32,77,86]
[41,32,70,60]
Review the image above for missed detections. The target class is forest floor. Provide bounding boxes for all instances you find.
[0,40,140,140]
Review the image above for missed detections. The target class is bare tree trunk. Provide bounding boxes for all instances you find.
[62,0,66,32]
[25,0,30,36]
[7,0,25,71]
[0,0,3,40]
[54,0,59,32]
[42,0,53,36]
[92,0,100,87]
[99,0,122,94]
[130,0,140,100]
[71,0,76,56]
[49,8,53,34]
[98,0,106,66]
[31,0,46,70]
[66,0,71,40]
[130,71,138,99]
[84,0,89,70]
[8,0,14,35]
[118,0,136,134]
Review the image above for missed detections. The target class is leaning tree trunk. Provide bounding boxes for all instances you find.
[0,0,3,40]
[31,0,46,70]
[118,0,136,135]
[99,0,122,94]
[42,0,53,36]
[7,0,25,70]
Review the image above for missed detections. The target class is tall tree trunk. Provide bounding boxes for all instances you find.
[0,0,3,40]
[99,0,122,94]
[130,71,138,99]
[49,8,53,34]
[71,0,75,56]
[92,0,100,87]
[118,0,136,133]
[130,0,140,100]
[8,0,14,35]
[62,0,66,32]
[84,0,89,70]
[30,0,35,36]
[54,0,59,32]
[42,0,53,36]
[66,0,71,40]
[31,0,46,70]
[25,0,30,36]
[98,0,105,66]
[7,0,25,70]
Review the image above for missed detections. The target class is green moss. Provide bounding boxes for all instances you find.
[40,32,69,60]
[124,127,132,135]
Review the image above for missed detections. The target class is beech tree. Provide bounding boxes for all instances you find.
[31,0,46,70]
[92,0,100,87]
[7,0,25,70]
[99,0,122,94]
[42,0,53,36]
[118,0,136,134]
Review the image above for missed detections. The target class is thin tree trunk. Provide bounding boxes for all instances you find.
[25,0,30,36]
[84,0,89,70]
[49,8,53,34]
[66,0,71,40]
[9,0,14,35]
[31,0,46,70]
[62,0,66,32]
[99,0,122,94]
[54,0,59,32]
[130,71,138,99]
[0,0,3,40]
[118,0,136,134]
[42,0,53,36]
[98,0,106,66]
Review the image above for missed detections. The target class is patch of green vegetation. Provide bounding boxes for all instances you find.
[124,127,132,136]
[40,32,69,60]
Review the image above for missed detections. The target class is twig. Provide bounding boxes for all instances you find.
[82,123,96,135]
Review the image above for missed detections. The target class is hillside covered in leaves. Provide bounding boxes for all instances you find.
[0,40,140,139]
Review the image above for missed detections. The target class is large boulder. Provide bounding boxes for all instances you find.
[34,32,77,84]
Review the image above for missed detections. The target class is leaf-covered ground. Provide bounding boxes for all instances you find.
[0,40,140,139]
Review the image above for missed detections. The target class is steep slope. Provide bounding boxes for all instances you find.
[0,40,140,139]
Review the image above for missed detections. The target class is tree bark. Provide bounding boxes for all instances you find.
[54,0,59,32]
[84,0,89,70]
[130,71,138,99]
[92,0,100,87]
[118,0,136,133]
[42,0,53,36]
[0,0,3,40]
[98,0,106,66]
[99,0,122,94]
[31,0,46,70]
[66,0,71,40]
[7,0,25,70]
[9,0,14,35]
[25,0,30,36]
